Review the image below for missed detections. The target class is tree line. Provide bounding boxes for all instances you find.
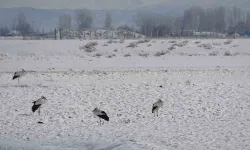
[136,6,250,37]
[1,5,250,37]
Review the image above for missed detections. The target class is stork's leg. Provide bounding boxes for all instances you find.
[157,110,158,117]
[38,107,41,116]
[18,78,20,83]
[99,118,101,126]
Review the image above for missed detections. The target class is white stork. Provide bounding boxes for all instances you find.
[32,96,48,116]
[13,69,27,83]
[152,99,164,117]
[92,107,109,125]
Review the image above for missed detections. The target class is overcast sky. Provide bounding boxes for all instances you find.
[0,0,248,10]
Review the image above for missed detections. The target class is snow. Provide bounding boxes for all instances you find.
[0,39,250,71]
[0,39,250,150]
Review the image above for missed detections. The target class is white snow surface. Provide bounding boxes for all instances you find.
[0,39,250,150]
[0,39,250,71]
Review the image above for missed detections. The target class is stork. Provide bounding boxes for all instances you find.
[152,99,164,117]
[32,96,48,116]
[13,69,27,83]
[92,107,109,125]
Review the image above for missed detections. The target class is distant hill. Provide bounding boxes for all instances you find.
[0,4,185,32]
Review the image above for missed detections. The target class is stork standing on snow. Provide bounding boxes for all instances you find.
[152,99,164,117]
[92,107,109,125]
[13,69,27,83]
[32,96,48,116]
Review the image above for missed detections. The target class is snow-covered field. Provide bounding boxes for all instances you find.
[0,39,250,71]
[0,39,250,150]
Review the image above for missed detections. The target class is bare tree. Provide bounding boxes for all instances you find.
[75,9,93,30]
[214,6,226,33]
[104,12,112,29]
[13,12,33,36]
[134,5,248,37]
[136,12,159,37]
[246,12,250,28]
[58,14,72,29]
[0,27,10,36]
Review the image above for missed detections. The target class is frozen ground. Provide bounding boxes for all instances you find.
[0,39,250,150]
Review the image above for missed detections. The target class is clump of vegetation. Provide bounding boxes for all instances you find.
[107,53,116,58]
[127,42,137,48]
[212,42,222,46]
[155,50,166,56]
[198,43,213,50]
[173,40,189,47]
[209,51,219,56]
[107,40,113,44]
[93,52,102,57]
[136,39,150,44]
[224,40,233,45]
[169,40,176,43]
[119,39,125,43]
[138,53,149,57]
[84,41,98,48]
[124,53,132,57]
[80,41,98,52]
[224,51,232,56]
[168,46,175,51]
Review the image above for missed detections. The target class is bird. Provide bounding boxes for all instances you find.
[152,99,164,117]
[13,69,27,83]
[32,96,48,116]
[92,107,109,125]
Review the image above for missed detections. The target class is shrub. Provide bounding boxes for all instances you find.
[198,44,213,50]
[173,40,189,47]
[107,40,113,44]
[212,42,222,46]
[124,53,131,57]
[119,39,125,43]
[80,41,98,52]
[93,53,102,57]
[224,51,232,56]
[136,39,150,44]
[232,52,239,56]
[168,46,175,51]
[224,40,232,45]
[169,40,176,43]
[138,53,149,57]
[232,44,239,48]
[107,53,116,58]
[85,46,96,52]
[209,51,219,56]
[155,50,166,56]
[127,42,137,48]
[85,41,98,48]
